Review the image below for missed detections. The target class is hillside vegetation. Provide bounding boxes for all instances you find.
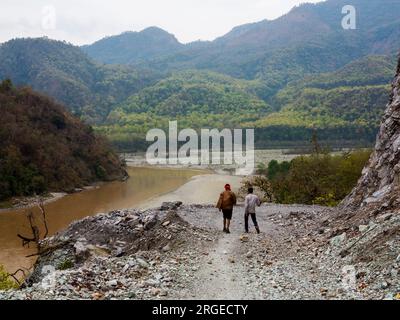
[260,150,372,206]
[82,27,184,65]
[1,0,399,150]
[97,56,396,150]
[250,56,396,146]
[0,80,126,201]
[0,38,158,123]
[98,71,271,150]
[132,0,400,95]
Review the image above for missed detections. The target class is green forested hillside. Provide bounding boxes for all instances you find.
[96,56,397,150]
[2,38,392,151]
[249,56,396,146]
[252,85,390,146]
[133,0,400,97]
[1,0,399,151]
[276,56,397,99]
[0,38,158,123]
[0,80,126,201]
[97,71,271,150]
[116,71,270,116]
[82,27,184,65]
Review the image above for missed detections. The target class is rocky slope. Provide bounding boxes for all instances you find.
[324,55,400,298]
[0,202,220,300]
[0,201,398,300]
[343,56,400,209]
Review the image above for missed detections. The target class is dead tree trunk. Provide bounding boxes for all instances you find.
[17,200,49,254]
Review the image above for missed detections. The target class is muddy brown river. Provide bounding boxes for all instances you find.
[0,167,206,274]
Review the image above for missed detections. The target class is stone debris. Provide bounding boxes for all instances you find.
[0,203,217,300]
[0,202,398,300]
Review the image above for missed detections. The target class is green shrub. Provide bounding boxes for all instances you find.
[267,160,290,180]
[57,259,74,270]
[0,265,18,290]
[0,79,13,92]
[264,150,371,206]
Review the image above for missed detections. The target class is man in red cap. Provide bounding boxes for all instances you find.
[216,184,237,233]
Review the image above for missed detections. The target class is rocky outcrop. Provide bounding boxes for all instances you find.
[343,55,400,209]
[324,56,400,300]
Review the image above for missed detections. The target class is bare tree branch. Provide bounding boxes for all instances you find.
[38,201,49,238]
[7,268,27,286]
[17,212,40,249]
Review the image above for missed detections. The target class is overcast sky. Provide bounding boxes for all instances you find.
[0,0,324,45]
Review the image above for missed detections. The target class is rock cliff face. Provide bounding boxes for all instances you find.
[343,55,400,209]
[329,57,400,300]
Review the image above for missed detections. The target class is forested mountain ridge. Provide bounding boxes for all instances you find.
[114,70,270,117]
[271,55,397,121]
[98,70,271,150]
[96,55,398,150]
[137,1,399,78]
[82,0,400,104]
[0,80,127,201]
[249,55,396,145]
[82,27,185,65]
[1,0,399,150]
[0,38,159,123]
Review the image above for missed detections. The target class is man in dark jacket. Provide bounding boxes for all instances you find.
[216,184,237,233]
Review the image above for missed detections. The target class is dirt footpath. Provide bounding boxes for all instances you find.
[170,204,360,300]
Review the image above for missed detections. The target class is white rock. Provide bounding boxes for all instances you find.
[136,258,150,269]
[106,280,118,287]
[330,233,347,247]
[377,213,393,223]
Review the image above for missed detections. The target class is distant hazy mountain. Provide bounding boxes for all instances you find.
[82,27,185,65]
[0,38,158,123]
[143,0,400,86]
[82,0,400,106]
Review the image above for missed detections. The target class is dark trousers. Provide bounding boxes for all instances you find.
[245,212,258,232]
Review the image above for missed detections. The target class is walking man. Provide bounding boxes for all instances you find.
[244,187,261,234]
[216,184,237,234]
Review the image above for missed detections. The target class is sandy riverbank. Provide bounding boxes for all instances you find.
[141,173,243,209]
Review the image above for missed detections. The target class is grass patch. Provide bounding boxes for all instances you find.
[0,265,18,290]
[57,259,74,270]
